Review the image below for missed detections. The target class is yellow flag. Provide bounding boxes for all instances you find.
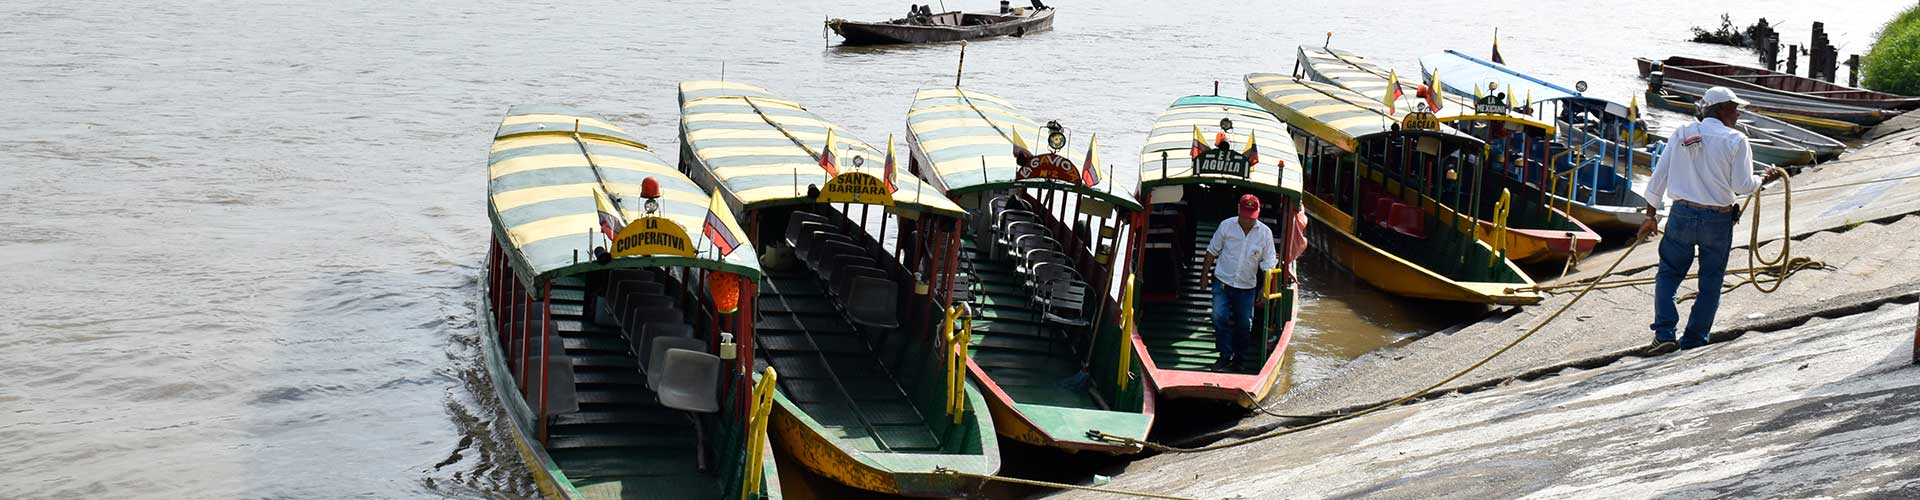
[1430,69,1445,111]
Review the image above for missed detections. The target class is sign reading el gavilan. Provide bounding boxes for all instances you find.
[1194,146,1251,177]
[611,216,695,258]
[1016,153,1081,184]
[815,171,895,205]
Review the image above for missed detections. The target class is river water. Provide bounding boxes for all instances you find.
[1,1,1904,498]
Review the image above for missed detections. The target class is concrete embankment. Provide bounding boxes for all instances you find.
[1045,119,1920,498]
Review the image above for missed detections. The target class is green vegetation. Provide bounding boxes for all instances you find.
[1862,4,1920,96]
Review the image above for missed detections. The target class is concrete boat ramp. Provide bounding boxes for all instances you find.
[1047,120,1920,498]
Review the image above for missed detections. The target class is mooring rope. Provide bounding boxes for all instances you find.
[1093,174,1820,454]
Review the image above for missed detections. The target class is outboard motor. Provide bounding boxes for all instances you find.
[1000,0,1011,13]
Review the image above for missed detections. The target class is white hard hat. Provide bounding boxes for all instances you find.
[1699,86,1750,107]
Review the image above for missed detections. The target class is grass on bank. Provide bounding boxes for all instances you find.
[1863,4,1920,96]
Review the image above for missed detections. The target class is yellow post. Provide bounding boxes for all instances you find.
[1116,274,1135,391]
[1489,189,1511,268]
[741,367,777,500]
[944,305,973,424]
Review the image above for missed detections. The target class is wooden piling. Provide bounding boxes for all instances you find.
[1787,44,1799,75]
[1847,54,1862,87]
[1912,300,1918,365]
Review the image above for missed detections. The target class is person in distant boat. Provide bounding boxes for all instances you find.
[1202,194,1280,372]
[1639,86,1786,354]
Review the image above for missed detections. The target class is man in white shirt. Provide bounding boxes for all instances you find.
[1639,86,1785,353]
[1201,194,1280,372]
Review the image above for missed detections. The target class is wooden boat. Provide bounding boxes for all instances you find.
[1652,76,1888,129]
[905,86,1155,453]
[1636,56,1920,110]
[483,105,781,499]
[676,81,999,496]
[828,3,1054,46]
[1644,83,1866,138]
[1131,93,1303,406]
[1297,45,1602,259]
[1643,86,1850,160]
[1419,49,1653,234]
[1244,75,1541,305]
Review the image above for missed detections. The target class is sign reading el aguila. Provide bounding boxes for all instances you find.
[815,171,895,206]
[612,216,695,258]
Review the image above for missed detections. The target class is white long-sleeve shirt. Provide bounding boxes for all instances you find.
[1643,117,1762,211]
[1206,217,1279,290]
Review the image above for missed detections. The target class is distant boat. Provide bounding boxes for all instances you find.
[1644,83,1868,138]
[1651,76,1888,130]
[1641,87,1846,166]
[828,2,1055,46]
[1636,56,1920,110]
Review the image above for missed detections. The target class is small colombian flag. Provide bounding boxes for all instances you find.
[702,190,741,257]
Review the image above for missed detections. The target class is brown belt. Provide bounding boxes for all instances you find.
[1675,199,1734,213]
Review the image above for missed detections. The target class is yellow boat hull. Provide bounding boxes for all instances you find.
[1304,194,1541,305]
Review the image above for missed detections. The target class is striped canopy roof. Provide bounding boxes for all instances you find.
[1297,45,1554,133]
[1244,74,1477,153]
[676,81,965,218]
[904,87,1141,211]
[489,105,761,291]
[1137,95,1302,196]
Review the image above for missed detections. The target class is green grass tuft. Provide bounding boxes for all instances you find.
[1862,4,1920,96]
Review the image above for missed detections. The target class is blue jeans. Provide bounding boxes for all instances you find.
[1211,279,1257,361]
[1651,204,1735,349]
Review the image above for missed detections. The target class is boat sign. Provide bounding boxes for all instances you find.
[1194,147,1251,177]
[612,216,695,258]
[815,171,895,205]
[1474,93,1510,115]
[1401,111,1440,131]
[1016,153,1081,184]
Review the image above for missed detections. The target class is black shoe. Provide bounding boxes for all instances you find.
[1647,340,1680,356]
[1227,359,1249,373]
[1207,358,1235,372]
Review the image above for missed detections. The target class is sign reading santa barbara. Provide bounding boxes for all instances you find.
[815,171,895,206]
[612,216,695,258]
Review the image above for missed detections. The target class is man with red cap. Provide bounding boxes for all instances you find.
[1201,194,1281,372]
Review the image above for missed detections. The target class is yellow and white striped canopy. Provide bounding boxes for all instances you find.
[676,81,965,218]
[1297,45,1553,133]
[1243,74,1402,153]
[488,105,761,288]
[904,87,1141,211]
[1136,95,1302,196]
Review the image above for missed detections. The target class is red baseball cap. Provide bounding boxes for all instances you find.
[1238,194,1261,218]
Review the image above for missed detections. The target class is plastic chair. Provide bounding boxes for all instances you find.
[657,349,722,414]
[647,335,708,390]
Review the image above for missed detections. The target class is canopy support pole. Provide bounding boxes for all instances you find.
[539,280,552,444]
